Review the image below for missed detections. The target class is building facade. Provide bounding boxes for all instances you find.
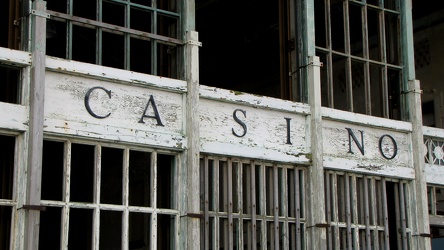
[0,0,443,249]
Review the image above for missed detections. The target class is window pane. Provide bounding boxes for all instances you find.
[0,66,20,104]
[42,140,64,201]
[129,150,151,207]
[0,135,14,200]
[100,210,122,249]
[69,208,93,250]
[157,154,175,209]
[72,25,96,64]
[129,212,150,249]
[101,147,124,205]
[71,143,95,202]
[39,207,62,249]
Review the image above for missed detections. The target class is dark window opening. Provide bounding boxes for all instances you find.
[315,0,402,119]
[101,147,124,205]
[196,0,299,101]
[0,65,20,104]
[0,135,14,250]
[41,140,64,201]
[70,143,95,203]
[38,207,62,250]
[1,0,21,49]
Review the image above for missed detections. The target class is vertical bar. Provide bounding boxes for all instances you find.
[204,156,210,250]
[66,0,73,59]
[124,2,130,70]
[364,177,371,250]
[325,0,334,108]
[295,168,301,250]
[25,1,47,248]
[345,175,353,250]
[362,3,372,115]
[93,145,101,250]
[151,152,158,250]
[151,0,157,75]
[228,159,234,249]
[343,0,353,112]
[399,183,408,249]
[61,141,72,250]
[97,0,103,65]
[325,171,332,249]
[281,167,288,249]
[273,164,279,250]
[122,148,130,250]
[333,173,340,249]
[214,159,220,250]
[250,162,257,250]
[382,180,390,250]
[237,161,243,249]
[260,164,267,250]
[185,29,201,249]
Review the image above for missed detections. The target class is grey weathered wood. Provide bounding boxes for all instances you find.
[25,1,47,249]
[185,30,201,250]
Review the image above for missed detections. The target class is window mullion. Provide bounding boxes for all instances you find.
[273,164,279,250]
[151,151,158,250]
[121,148,129,250]
[60,141,72,250]
[343,1,353,112]
[250,161,257,250]
[93,144,101,250]
[96,0,103,65]
[124,3,130,71]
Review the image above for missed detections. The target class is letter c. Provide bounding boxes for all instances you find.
[84,86,112,119]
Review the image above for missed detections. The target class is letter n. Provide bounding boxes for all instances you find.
[346,128,365,155]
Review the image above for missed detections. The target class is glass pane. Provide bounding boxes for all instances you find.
[130,7,152,33]
[349,3,363,57]
[0,65,20,104]
[157,14,178,38]
[370,64,384,117]
[332,55,348,111]
[436,187,444,215]
[72,25,96,64]
[69,208,93,250]
[315,0,327,48]
[39,207,62,249]
[46,20,67,59]
[102,32,124,69]
[385,12,400,65]
[102,1,125,27]
[157,0,178,12]
[73,0,96,20]
[157,154,175,209]
[129,212,150,249]
[42,140,64,201]
[368,8,381,61]
[100,210,122,249]
[157,214,175,249]
[352,60,366,114]
[331,0,345,52]
[71,143,95,202]
[101,147,124,205]
[129,150,151,207]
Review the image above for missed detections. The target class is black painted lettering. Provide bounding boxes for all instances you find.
[285,117,292,145]
[379,134,398,160]
[232,109,247,137]
[346,128,365,155]
[84,86,112,119]
[138,95,164,126]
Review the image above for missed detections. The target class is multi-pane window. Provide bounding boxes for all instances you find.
[0,135,16,250]
[200,155,306,249]
[46,0,181,78]
[315,0,402,119]
[325,171,412,249]
[40,139,178,249]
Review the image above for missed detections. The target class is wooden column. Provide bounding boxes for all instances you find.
[400,0,431,249]
[25,1,47,249]
[184,30,201,250]
[306,55,327,249]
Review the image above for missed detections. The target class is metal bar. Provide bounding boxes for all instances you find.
[364,177,371,250]
[151,151,158,250]
[93,145,101,250]
[228,158,234,249]
[343,0,353,112]
[204,156,210,250]
[251,161,257,250]
[273,164,279,250]
[399,183,408,249]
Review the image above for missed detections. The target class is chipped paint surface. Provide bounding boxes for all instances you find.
[44,71,186,149]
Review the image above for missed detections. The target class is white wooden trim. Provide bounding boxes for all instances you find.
[0,47,32,66]
[423,126,444,138]
[45,57,187,93]
[0,103,28,131]
[322,107,413,132]
[200,84,310,115]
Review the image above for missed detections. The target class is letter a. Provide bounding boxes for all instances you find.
[139,95,164,126]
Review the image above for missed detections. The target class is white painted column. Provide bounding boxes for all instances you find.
[25,0,47,249]
[306,56,327,249]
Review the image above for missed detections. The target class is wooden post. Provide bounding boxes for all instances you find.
[25,0,47,249]
[306,55,327,249]
[184,30,201,250]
